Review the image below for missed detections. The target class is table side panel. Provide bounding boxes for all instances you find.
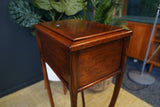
[38,30,70,84]
[76,39,123,88]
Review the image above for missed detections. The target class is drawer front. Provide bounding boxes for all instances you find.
[77,39,123,88]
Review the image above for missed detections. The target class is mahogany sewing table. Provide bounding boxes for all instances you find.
[35,19,132,107]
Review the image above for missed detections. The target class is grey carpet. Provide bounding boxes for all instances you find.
[117,58,160,107]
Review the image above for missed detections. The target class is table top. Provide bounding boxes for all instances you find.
[40,19,125,41]
[35,19,132,51]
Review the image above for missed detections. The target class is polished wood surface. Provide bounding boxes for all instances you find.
[36,33,54,106]
[35,19,132,107]
[127,21,155,61]
[77,39,122,90]
[126,21,160,73]
[40,19,124,41]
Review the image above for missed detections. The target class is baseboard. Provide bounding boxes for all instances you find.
[0,74,43,98]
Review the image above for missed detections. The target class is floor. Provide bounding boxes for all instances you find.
[0,57,159,107]
[0,81,152,107]
[120,58,160,107]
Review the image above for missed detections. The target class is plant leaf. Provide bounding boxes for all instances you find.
[8,0,42,27]
[94,0,112,22]
[31,0,87,16]
[104,7,114,24]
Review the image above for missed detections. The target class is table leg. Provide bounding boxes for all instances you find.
[109,72,124,107]
[81,91,85,107]
[62,83,67,95]
[70,90,78,107]
[109,38,128,107]
[149,64,153,74]
[40,58,55,107]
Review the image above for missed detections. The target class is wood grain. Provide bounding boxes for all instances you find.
[35,19,132,107]
[77,40,123,89]
[127,21,155,61]
[127,21,160,73]
[40,19,124,41]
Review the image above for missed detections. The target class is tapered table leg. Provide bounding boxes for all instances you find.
[149,64,153,74]
[40,58,54,107]
[109,38,128,107]
[62,83,67,95]
[81,91,85,107]
[109,72,124,107]
[70,90,78,107]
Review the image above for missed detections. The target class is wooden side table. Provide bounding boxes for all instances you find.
[35,19,132,107]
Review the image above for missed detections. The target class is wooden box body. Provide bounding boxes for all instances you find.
[35,19,132,91]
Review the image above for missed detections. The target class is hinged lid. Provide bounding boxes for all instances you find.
[35,19,132,51]
[40,19,124,41]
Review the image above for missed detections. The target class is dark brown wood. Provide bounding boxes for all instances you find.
[109,38,129,107]
[40,20,124,41]
[41,58,55,107]
[81,91,85,107]
[36,31,55,107]
[70,89,78,107]
[35,19,132,107]
[76,40,123,89]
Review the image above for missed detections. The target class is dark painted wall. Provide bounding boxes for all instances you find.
[126,0,160,24]
[127,0,158,17]
[0,0,43,97]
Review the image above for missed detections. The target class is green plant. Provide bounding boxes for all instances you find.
[8,0,86,28]
[8,0,128,30]
[8,0,43,27]
[93,0,127,28]
[31,0,86,16]
[31,0,87,21]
